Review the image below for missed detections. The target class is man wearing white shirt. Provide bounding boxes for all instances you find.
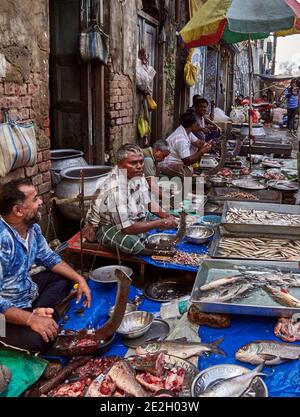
[159,112,212,178]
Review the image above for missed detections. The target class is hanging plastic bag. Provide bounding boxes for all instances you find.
[136,58,156,94]
[79,22,109,64]
[184,49,197,87]
[138,115,151,138]
[146,95,157,111]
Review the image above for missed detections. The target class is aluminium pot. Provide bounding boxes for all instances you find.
[54,165,112,220]
[240,123,266,138]
[50,149,88,186]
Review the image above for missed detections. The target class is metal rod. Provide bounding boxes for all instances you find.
[248,36,253,171]
[79,170,85,276]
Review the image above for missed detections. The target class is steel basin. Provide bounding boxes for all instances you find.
[54,165,112,220]
[50,149,88,186]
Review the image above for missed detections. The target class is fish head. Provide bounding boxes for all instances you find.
[235,343,260,363]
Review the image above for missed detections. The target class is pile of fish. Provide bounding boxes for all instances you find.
[198,270,300,307]
[226,208,300,226]
[198,364,265,397]
[152,250,209,266]
[218,237,300,261]
[87,354,186,397]
[223,192,258,200]
[236,340,300,365]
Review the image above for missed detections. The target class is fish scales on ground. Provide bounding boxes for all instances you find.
[136,338,226,359]
[236,340,300,365]
[198,364,265,397]
[226,208,300,226]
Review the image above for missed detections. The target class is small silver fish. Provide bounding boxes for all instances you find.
[198,364,265,397]
[136,337,226,359]
[236,340,300,365]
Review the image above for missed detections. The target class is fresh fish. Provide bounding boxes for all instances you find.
[236,340,300,365]
[198,364,265,397]
[128,353,164,376]
[263,285,300,308]
[199,283,252,303]
[107,361,147,397]
[171,211,187,245]
[136,337,226,359]
[200,275,246,292]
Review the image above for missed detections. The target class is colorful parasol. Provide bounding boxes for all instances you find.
[180,0,300,48]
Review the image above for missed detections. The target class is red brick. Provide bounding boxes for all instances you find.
[38,161,51,173]
[43,117,50,128]
[109,96,119,104]
[38,182,51,194]
[108,110,119,119]
[122,116,132,124]
[15,84,27,95]
[119,109,129,118]
[19,108,30,120]
[109,88,121,96]
[116,118,123,125]
[21,96,31,108]
[0,97,9,109]
[42,172,51,182]
[32,174,43,186]
[110,81,120,89]
[115,103,122,110]
[38,136,50,149]
[29,109,36,119]
[37,151,43,163]
[25,165,38,177]
[42,150,51,161]
[4,82,16,95]
[27,83,39,95]
[6,97,21,108]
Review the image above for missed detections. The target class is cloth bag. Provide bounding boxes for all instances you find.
[79,23,109,64]
[0,110,37,177]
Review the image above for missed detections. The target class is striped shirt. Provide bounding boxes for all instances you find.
[86,167,150,230]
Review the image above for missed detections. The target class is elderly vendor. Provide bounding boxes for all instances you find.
[0,179,91,353]
[83,144,178,254]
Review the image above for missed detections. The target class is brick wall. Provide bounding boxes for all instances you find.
[105,70,135,162]
[0,1,51,219]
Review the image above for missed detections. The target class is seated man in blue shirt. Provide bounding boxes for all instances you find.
[0,179,91,353]
[285,79,300,134]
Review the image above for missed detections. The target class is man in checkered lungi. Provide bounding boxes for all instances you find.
[83,144,178,254]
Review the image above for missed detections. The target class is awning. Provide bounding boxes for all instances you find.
[254,73,300,81]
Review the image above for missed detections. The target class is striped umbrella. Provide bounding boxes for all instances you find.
[180,0,300,47]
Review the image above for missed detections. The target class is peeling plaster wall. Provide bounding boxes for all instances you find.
[0,0,51,224]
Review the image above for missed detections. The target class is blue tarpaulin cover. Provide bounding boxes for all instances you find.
[55,280,300,397]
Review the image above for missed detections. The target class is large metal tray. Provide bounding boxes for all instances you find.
[191,259,300,317]
[209,227,300,262]
[221,201,300,236]
[208,187,282,203]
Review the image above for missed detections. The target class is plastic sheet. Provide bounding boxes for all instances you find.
[198,315,300,397]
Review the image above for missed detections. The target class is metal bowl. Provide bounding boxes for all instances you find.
[210,177,229,187]
[108,302,137,317]
[89,265,133,283]
[185,226,214,244]
[146,233,175,246]
[192,364,268,397]
[117,311,154,339]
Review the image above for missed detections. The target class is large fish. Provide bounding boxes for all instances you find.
[136,337,226,359]
[107,360,147,397]
[199,283,252,303]
[198,364,265,397]
[263,285,300,308]
[200,275,246,292]
[236,340,300,365]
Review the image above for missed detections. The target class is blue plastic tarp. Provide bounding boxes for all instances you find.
[50,280,300,397]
